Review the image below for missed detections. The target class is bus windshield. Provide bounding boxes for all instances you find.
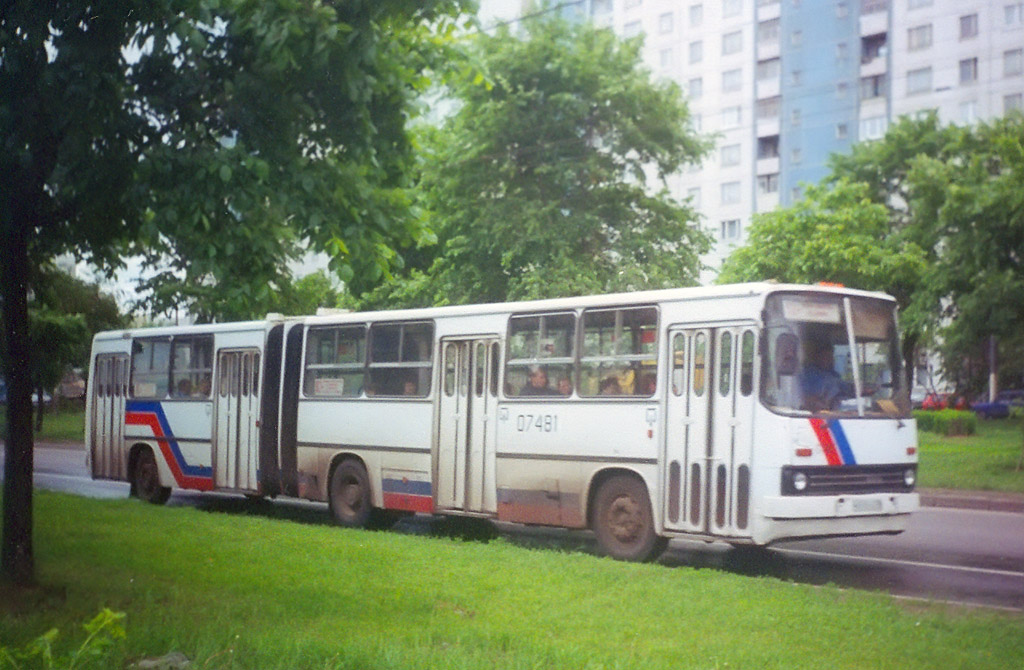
[761,292,909,418]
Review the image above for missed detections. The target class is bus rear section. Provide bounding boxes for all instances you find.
[86,322,278,503]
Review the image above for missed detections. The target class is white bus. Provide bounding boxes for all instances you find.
[86,283,919,561]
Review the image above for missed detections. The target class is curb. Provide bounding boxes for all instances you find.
[918,488,1024,514]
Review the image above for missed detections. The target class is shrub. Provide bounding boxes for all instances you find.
[913,409,977,436]
[0,608,125,670]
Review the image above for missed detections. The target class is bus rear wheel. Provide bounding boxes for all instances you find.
[329,460,373,528]
[132,448,171,505]
[592,474,667,562]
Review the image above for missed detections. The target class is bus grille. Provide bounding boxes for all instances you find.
[781,465,915,496]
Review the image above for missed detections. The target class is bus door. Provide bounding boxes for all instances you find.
[663,329,711,533]
[664,325,758,537]
[707,326,758,536]
[213,349,260,491]
[436,337,500,514]
[90,354,129,480]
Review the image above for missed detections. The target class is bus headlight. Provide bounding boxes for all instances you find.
[792,472,809,492]
[904,468,916,488]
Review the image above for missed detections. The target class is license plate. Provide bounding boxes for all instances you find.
[852,498,883,513]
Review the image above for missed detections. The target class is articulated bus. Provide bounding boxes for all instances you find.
[86,283,919,561]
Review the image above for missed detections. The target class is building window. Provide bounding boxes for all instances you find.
[907,67,932,95]
[689,40,703,64]
[756,96,781,120]
[623,21,642,38]
[1005,49,1024,78]
[720,219,741,241]
[959,100,978,125]
[721,181,741,205]
[960,58,978,85]
[757,135,779,158]
[836,123,849,139]
[836,2,849,18]
[723,31,743,55]
[659,12,674,34]
[687,77,703,99]
[790,30,802,47]
[687,187,702,207]
[625,0,642,7]
[861,73,886,98]
[722,105,742,128]
[836,42,848,62]
[860,115,888,140]
[836,82,848,98]
[908,0,931,8]
[791,147,802,163]
[862,0,887,13]
[791,108,801,126]
[660,48,674,69]
[757,173,779,194]
[907,25,932,51]
[724,0,743,17]
[758,18,780,42]
[690,3,703,26]
[723,68,742,92]
[790,70,802,86]
[960,14,979,40]
[1006,93,1024,113]
[721,143,741,166]
[1006,3,1023,25]
[757,58,780,81]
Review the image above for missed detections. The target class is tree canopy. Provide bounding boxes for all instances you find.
[361,17,710,308]
[721,112,1024,393]
[1,0,470,584]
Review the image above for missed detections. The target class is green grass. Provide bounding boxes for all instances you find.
[918,417,1024,494]
[2,492,1023,669]
[0,405,85,443]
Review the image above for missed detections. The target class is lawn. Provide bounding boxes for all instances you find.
[917,417,1024,494]
[0,404,86,443]
[1,492,1022,669]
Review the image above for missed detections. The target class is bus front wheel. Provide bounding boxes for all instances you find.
[131,448,171,505]
[592,474,667,562]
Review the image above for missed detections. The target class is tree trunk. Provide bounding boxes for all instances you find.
[35,385,45,433]
[1,214,36,586]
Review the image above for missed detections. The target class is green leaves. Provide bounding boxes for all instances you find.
[366,16,710,308]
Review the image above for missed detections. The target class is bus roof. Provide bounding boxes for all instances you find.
[94,282,896,339]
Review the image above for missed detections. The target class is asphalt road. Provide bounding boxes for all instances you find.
[11,445,1024,612]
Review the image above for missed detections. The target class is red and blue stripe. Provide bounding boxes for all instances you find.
[382,477,433,513]
[125,401,214,490]
[809,418,857,466]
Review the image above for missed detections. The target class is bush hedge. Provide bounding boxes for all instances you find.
[914,409,977,436]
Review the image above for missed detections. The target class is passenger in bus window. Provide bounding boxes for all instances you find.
[175,379,192,397]
[403,379,418,396]
[637,374,656,396]
[599,376,622,395]
[195,376,211,398]
[520,366,556,396]
[557,377,572,396]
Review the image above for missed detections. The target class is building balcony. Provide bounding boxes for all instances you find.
[757,1,781,21]
[757,156,780,175]
[859,9,888,37]
[757,118,780,138]
[758,39,780,61]
[861,55,887,78]
[757,77,780,99]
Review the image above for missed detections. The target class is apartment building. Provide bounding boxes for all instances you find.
[477,0,1024,279]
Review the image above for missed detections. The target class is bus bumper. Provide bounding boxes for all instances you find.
[753,492,919,544]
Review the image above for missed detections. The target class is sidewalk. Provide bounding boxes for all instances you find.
[20,439,1024,514]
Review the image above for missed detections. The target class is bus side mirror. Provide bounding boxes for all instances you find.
[776,333,798,376]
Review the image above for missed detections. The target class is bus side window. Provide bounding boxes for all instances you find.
[693,332,706,396]
[740,330,755,397]
[672,333,686,396]
[131,338,171,398]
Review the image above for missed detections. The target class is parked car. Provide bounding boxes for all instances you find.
[971,390,1024,419]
